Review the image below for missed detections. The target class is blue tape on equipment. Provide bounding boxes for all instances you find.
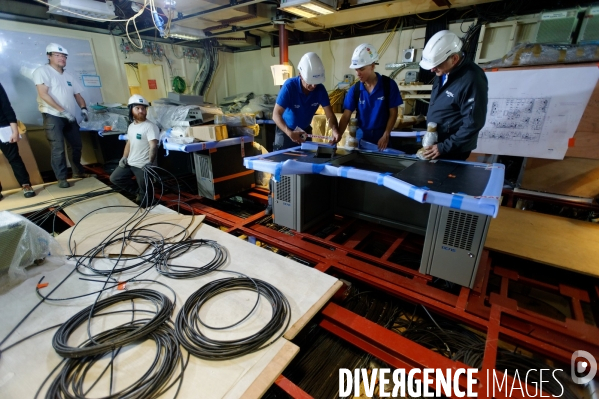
[339,167,353,178]
[376,172,392,186]
[247,160,254,170]
[416,135,421,143]
[408,187,416,199]
[274,163,283,182]
[312,164,326,174]
[450,195,464,209]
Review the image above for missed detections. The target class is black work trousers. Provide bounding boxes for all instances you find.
[0,141,31,189]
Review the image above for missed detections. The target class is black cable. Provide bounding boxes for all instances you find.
[155,239,228,278]
[52,289,174,358]
[175,276,291,360]
[43,321,187,399]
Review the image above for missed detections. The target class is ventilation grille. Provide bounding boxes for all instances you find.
[276,176,291,203]
[196,156,211,179]
[442,211,479,251]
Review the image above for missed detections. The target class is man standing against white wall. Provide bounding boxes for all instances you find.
[33,43,93,188]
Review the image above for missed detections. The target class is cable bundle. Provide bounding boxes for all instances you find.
[155,239,228,279]
[52,289,174,358]
[44,321,186,399]
[175,277,291,360]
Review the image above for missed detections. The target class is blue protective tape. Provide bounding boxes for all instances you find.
[339,167,353,178]
[450,195,464,209]
[312,164,326,174]
[247,160,254,170]
[408,187,416,199]
[376,172,392,186]
[274,163,283,182]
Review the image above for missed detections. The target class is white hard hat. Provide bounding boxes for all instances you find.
[297,52,325,85]
[419,30,462,70]
[349,43,379,69]
[46,43,68,55]
[128,94,149,106]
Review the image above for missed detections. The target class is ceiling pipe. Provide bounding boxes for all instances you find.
[279,24,288,65]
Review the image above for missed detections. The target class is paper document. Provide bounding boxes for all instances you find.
[0,126,14,143]
[473,66,599,159]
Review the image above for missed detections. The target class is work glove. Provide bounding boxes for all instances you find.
[81,107,89,122]
[119,157,128,168]
[60,110,76,122]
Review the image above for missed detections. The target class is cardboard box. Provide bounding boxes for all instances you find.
[186,125,228,142]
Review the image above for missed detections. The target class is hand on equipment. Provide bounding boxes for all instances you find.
[422,145,440,160]
[377,134,390,151]
[81,107,89,122]
[119,157,128,168]
[289,127,306,144]
[60,110,76,122]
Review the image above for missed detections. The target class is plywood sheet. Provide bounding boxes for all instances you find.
[0,135,44,190]
[0,223,339,398]
[520,157,599,198]
[486,207,599,277]
[565,78,599,159]
[0,182,54,214]
[56,211,205,256]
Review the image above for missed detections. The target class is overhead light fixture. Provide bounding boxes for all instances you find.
[280,0,336,18]
[168,25,206,41]
[47,0,117,21]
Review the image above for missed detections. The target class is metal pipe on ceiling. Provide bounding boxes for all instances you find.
[279,24,288,64]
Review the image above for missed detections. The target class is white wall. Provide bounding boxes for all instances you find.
[0,19,230,106]
[1,15,540,106]
[223,26,429,96]
[214,15,541,99]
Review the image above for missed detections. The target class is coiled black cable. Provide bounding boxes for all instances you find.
[44,321,186,399]
[52,289,174,358]
[175,277,291,360]
[155,239,227,278]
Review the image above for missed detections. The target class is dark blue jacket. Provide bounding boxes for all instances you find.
[427,57,488,157]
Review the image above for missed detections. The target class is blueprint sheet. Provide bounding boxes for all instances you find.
[473,66,599,159]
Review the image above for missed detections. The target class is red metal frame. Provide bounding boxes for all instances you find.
[83,169,599,398]
[169,193,598,398]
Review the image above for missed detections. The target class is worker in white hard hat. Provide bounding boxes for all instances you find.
[32,43,93,188]
[338,43,403,151]
[272,52,341,150]
[419,30,488,160]
[110,95,160,207]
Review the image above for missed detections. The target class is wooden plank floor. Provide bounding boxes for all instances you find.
[486,206,599,277]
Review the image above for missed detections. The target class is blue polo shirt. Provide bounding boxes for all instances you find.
[276,76,330,130]
[343,73,403,142]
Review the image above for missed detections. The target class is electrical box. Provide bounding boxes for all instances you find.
[272,174,334,232]
[578,6,599,44]
[535,8,581,44]
[405,71,419,83]
[419,205,491,288]
[402,48,416,63]
[193,142,255,200]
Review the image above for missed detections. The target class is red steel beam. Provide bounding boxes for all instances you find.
[274,375,313,399]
